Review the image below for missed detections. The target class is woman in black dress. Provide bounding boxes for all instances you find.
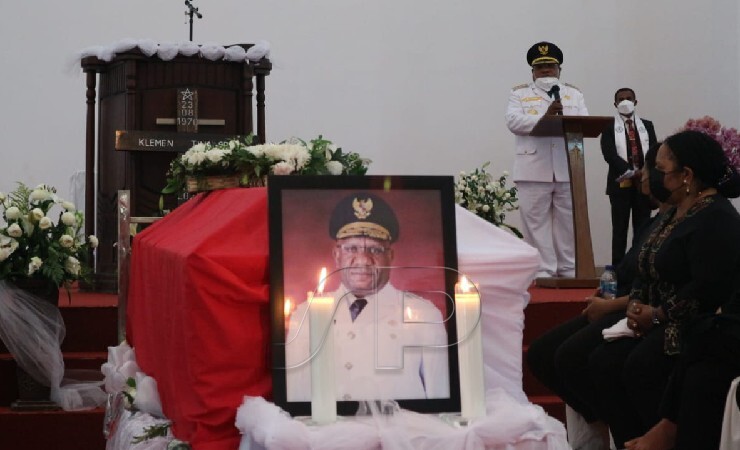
[587,130,740,448]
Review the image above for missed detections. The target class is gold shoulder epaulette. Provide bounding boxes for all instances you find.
[512,83,529,91]
[564,82,581,92]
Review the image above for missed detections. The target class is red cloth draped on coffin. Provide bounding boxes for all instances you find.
[128,188,272,450]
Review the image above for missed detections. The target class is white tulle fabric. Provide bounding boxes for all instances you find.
[236,390,568,450]
[454,206,541,403]
[78,38,270,64]
[0,281,107,410]
[101,341,164,418]
[102,343,175,450]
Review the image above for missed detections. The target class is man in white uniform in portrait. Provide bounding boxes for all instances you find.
[285,192,450,402]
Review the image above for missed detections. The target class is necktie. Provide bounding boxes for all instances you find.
[349,298,367,322]
[625,119,642,169]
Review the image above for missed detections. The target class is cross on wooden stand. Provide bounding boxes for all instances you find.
[81,46,271,292]
[115,87,242,153]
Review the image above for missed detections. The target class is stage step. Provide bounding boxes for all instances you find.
[0,406,106,450]
[0,289,114,449]
[0,298,118,354]
[522,286,591,426]
[0,351,108,407]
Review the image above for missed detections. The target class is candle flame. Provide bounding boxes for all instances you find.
[317,267,328,294]
[460,275,473,293]
[284,297,293,316]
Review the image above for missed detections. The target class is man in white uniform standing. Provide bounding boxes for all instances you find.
[285,193,449,402]
[505,41,589,278]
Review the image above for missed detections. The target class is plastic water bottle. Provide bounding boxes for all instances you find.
[600,265,618,300]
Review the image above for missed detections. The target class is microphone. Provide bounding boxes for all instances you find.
[548,85,560,101]
[547,85,562,115]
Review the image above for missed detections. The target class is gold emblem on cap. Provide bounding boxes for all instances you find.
[352,198,373,219]
[538,45,549,55]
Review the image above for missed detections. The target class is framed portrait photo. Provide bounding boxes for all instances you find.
[268,175,461,417]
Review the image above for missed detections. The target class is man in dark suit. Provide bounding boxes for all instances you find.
[601,88,657,265]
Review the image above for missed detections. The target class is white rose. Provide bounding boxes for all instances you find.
[30,188,52,203]
[124,386,137,409]
[27,256,43,275]
[65,256,81,276]
[5,206,21,220]
[206,148,228,163]
[0,192,5,202]
[61,212,77,226]
[325,161,344,175]
[502,170,510,177]
[482,205,491,212]
[59,234,74,248]
[228,140,238,150]
[7,223,22,238]
[1,235,18,253]
[39,217,53,230]
[61,201,76,211]
[20,218,34,236]
[190,143,207,153]
[31,208,44,221]
[0,247,11,262]
[88,235,99,248]
[271,161,295,175]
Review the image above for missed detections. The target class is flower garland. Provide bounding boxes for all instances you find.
[454,162,522,237]
[162,134,371,195]
[681,116,740,169]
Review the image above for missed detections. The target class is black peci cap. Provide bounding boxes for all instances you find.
[527,41,563,66]
[329,193,399,243]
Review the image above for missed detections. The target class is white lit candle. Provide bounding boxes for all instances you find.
[309,268,337,424]
[284,297,295,331]
[455,275,486,420]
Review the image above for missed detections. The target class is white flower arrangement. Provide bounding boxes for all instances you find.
[455,162,522,237]
[0,183,97,288]
[162,134,371,195]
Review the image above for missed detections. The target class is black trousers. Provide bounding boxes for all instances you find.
[526,311,624,422]
[659,317,740,449]
[588,324,676,448]
[609,187,652,266]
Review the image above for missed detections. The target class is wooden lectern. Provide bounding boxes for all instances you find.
[81,46,271,291]
[530,115,613,288]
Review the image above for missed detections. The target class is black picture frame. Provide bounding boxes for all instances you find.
[268,175,461,417]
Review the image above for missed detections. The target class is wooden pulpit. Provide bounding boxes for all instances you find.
[530,115,613,288]
[81,45,271,291]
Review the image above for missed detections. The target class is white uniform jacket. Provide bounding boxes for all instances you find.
[285,283,449,402]
[505,82,589,182]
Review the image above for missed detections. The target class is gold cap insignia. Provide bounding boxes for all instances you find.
[352,198,373,219]
[538,45,549,55]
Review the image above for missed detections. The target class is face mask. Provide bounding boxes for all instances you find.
[648,167,674,202]
[534,77,559,92]
[617,100,635,115]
